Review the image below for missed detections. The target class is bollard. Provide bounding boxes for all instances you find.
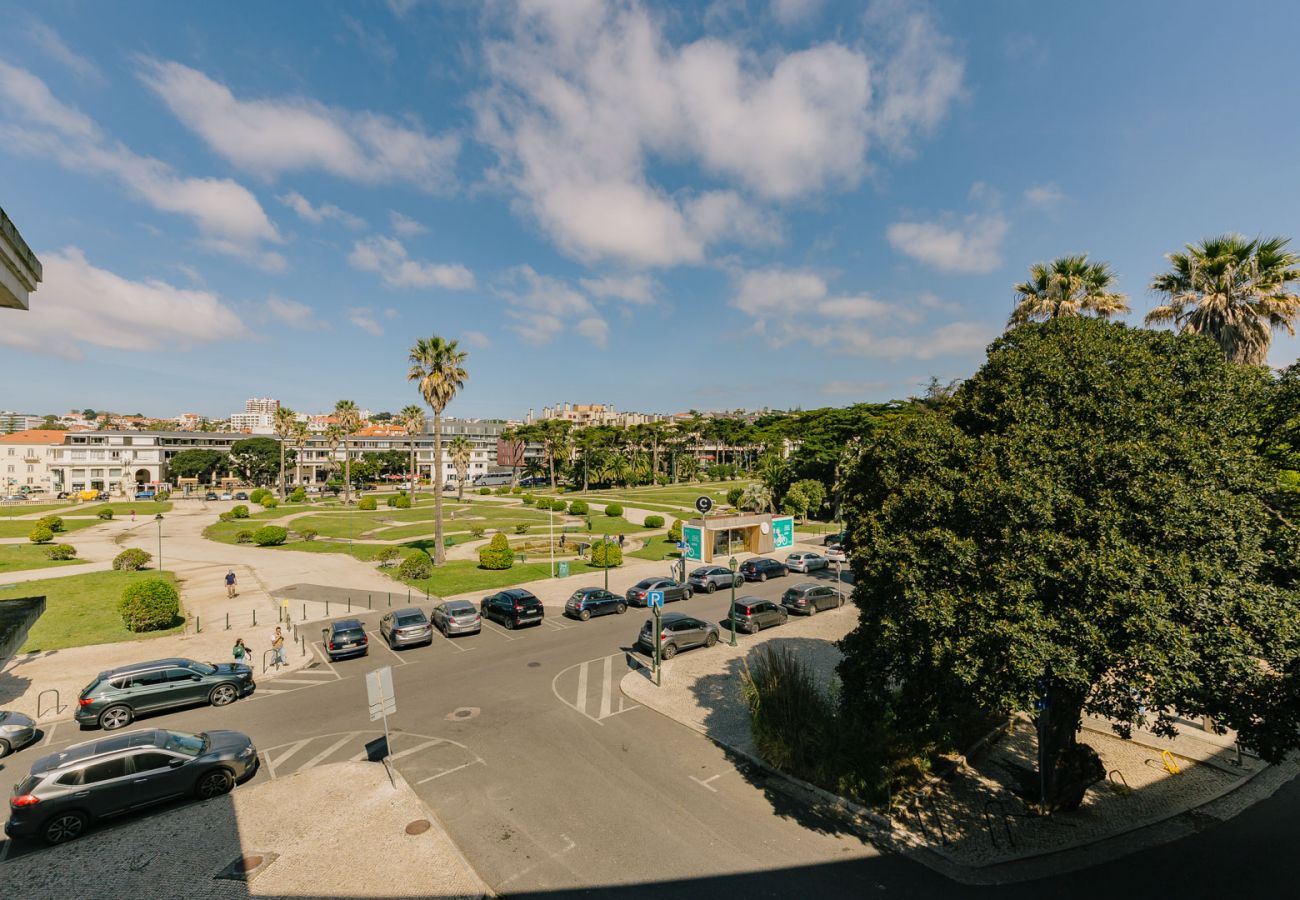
[253,609,257,627]
[326,599,330,615]
[302,603,306,621]
[196,616,201,634]
[300,634,306,656]
[407,588,411,604]
[368,593,372,609]
[226,612,229,631]
[347,596,352,612]
[388,591,391,607]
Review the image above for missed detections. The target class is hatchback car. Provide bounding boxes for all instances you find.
[0,710,37,757]
[781,582,845,615]
[204,492,218,501]
[625,577,692,607]
[729,597,789,634]
[823,531,846,547]
[636,613,720,659]
[481,589,544,629]
[220,492,234,501]
[75,659,255,732]
[687,565,744,594]
[322,619,369,660]
[6,728,258,845]
[380,608,433,649]
[785,551,829,574]
[233,491,249,501]
[739,557,788,582]
[431,600,482,635]
[565,587,627,621]
[824,546,848,564]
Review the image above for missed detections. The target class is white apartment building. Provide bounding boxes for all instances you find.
[0,411,43,433]
[244,398,280,414]
[534,402,665,428]
[1,429,68,494]
[229,412,275,433]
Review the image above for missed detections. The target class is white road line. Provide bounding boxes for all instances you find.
[415,761,479,784]
[260,751,278,780]
[297,734,355,772]
[269,739,312,772]
[543,618,571,631]
[40,721,59,747]
[261,678,331,685]
[389,738,446,762]
[575,661,589,717]
[599,655,613,719]
[434,627,473,652]
[311,642,341,677]
[481,620,519,641]
[368,631,408,665]
[690,774,721,792]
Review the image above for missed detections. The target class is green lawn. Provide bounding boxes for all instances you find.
[393,558,618,597]
[3,570,183,652]
[0,518,99,538]
[1,502,74,516]
[75,501,175,516]
[628,536,683,561]
[565,496,692,515]
[0,543,89,574]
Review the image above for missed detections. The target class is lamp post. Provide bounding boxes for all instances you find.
[549,503,555,578]
[602,533,610,591]
[728,555,738,647]
[154,513,164,573]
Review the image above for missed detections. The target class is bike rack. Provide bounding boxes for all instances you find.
[1108,769,1132,795]
[982,799,1015,850]
[261,649,279,674]
[36,688,64,718]
[912,793,949,846]
[1161,750,1182,775]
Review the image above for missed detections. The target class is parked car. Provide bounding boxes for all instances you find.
[781,582,845,615]
[220,492,233,501]
[687,565,744,594]
[431,600,481,636]
[322,619,369,660]
[2,495,24,502]
[443,483,457,492]
[739,557,788,582]
[519,476,549,488]
[5,728,258,845]
[564,587,627,621]
[625,577,692,607]
[636,613,719,659]
[95,491,110,501]
[0,710,38,757]
[729,597,789,634]
[823,531,846,547]
[824,547,848,564]
[233,492,248,501]
[785,551,829,574]
[134,490,155,500]
[480,589,544,629]
[204,492,218,501]
[75,658,255,732]
[379,608,433,649]
[56,491,70,500]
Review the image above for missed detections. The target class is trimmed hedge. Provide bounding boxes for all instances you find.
[154,490,171,502]
[568,500,589,515]
[263,496,279,508]
[46,543,77,560]
[494,485,512,496]
[514,523,530,534]
[521,495,536,506]
[231,504,250,519]
[478,487,492,495]
[604,503,623,517]
[591,540,623,568]
[726,486,744,508]
[399,552,433,580]
[97,508,114,520]
[298,528,318,542]
[644,515,665,528]
[29,525,54,544]
[253,525,288,546]
[250,488,270,504]
[377,546,402,568]
[118,579,180,633]
[479,533,514,569]
[668,519,684,542]
[288,488,306,503]
[470,525,486,538]
[394,494,412,509]
[113,548,152,571]
[358,496,378,511]
[36,515,65,533]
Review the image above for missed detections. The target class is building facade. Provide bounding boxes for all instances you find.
[0,412,43,433]
[0,205,41,311]
[1,430,68,495]
[536,402,665,428]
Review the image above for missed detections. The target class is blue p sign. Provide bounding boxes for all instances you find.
[647,590,665,608]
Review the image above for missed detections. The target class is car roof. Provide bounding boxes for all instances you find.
[658,612,698,623]
[31,729,168,775]
[330,618,364,629]
[392,607,425,616]
[100,658,195,677]
[574,586,607,594]
[445,599,475,609]
[501,588,536,599]
[792,582,824,591]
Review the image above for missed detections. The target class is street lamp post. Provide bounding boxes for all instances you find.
[602,533,610,591]
[154,513,164,573]
[549,504,555,578]
[728,555,738,647]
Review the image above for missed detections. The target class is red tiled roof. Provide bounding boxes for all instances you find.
[0,429,69,444]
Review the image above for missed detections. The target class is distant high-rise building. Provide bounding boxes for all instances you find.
[244,398,280,415]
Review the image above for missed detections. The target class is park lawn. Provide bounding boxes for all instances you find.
[0,543,88,574]
[76,501,175,516]
[5,570,183,653]
[1,502,75,516]
[392,558,618,598]
[628,536,683,561]
[0,518,99,538]
[565,496,690,516]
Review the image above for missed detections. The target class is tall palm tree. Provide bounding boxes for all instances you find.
[399,404,425,492]
[273,406,297,499]
[408,335,469,566]
[291,421,311,491]
[450,435,472,502]
[1146,234,1300,365]
[739,483,771,513]
[1008,255,1129,327]
[323,423,345,489]
[333,400,361,504]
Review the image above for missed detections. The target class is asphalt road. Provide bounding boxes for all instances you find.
[4,567,1298,898]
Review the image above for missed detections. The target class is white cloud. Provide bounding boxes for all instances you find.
[886,214,1008,274]
[816,295,895,319]
[278,191,365,228]
[495,265,621,348]
[265,295,328,330]
[462,330,491,349]
[28,22,104,84]
[348,307,384,336]
[733,269,829,317]
[576,316,610,348]
[0,247,246,359]
[0,60,99,138]
[138,59,459,190]
[383,307,399,319]
[389,211,428,236]
[1024,182,1065,210]
[772,0,822,26]
[343,15,397,65]
[579,274,659,305]
[385,0,427,16]
[347,236,475,290]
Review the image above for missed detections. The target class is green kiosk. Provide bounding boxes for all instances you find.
[680,513,795,565]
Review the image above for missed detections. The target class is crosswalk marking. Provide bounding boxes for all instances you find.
[263,730,485,782]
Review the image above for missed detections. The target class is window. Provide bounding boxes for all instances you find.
[56,770,85,787]
[131,670,169,688]
[82,757,129,784]
[130,752,177,774]
[164,668,198,683]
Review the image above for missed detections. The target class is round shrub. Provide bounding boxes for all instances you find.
[591,540,623,568]
[399,552,433,580]
[297,528,318,542]
[494,485,511,496]
[97,508,114,520]
[118,579,180,633]
[644,515,665,528]
[569,500,589,516]
[511,486,523,494]
[727,486,744,508]
[478,533,514,570]
[470,525,486,538]
[604,503,623,517]
[551,499,569,514]
[218,512,234,522]
[668,519,684,542]
[385,494,399,508]
[154,490,170,502]
[358,496,378,511]
[515,523,530,534]
[46,543,77,560]
[478,487,492,495]
[252,525,288,547]
[235,530,254,544]
[249,488,270,504]
[394,494,412,509]
[28,525,54,544]
[231,504,250,519]
[263,496,279,509]
[377,546,402,568]
[288,488,306,503]
[521,494,536,506]
[36,515,64,533]
[113,548,152,570]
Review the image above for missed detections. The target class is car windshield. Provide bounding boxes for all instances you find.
[191,662,217,675]
[164,731,208,757]
[447,603,475,615]
[335,628,366,640]
[634,579,656,589]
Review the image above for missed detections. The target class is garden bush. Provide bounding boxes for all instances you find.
[386,494,399,507]
[495,485,512,495]
[263,496,279,508]
[154,490,171,502]
[521,494,536,506]
[231,504,250,519]
[470,525,486,538]
[604,503,623,517]
[235,530,254,544]
[551,499,569,514]
[97,508,114,520]
[569,500,589,515]
[394,494,411,509]
[36,515,64,533]
[218,512,234,522]
[478,533,514,569]
[118,579,180,633]
[398,552,433,580]
[591,540,622,568]
[727,486,744,508]
[297,528,318,542]
[668,519,684,542]
[479,487,492,495]
[740,645,838,785]
[515,524,530,534]
[252,525,288,547]
[113,548,152,570]
[644,515,665,528]
[288,488,306,503]
[358,496,378,511]
[250,488,270,504]
[511,486,523,494]
[377,546,402,568]
[46,543,77,560]
[28,525,54,544]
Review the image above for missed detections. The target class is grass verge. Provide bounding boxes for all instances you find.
[4,570,183,652]
[0,543,88,574]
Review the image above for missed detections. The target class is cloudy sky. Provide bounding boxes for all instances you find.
[2,0,1297,418]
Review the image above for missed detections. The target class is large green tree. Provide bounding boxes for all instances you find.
[838,317,1300,811]
[408,335,469,566]
[168,449,226,484]
[228,438,283,486]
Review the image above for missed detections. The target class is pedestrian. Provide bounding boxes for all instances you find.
[618,533,625,549]
[130,508,136,522]
[271,626,286,669]
[232,637,250,663]
[225,569,237,598]
[559,533,566,551]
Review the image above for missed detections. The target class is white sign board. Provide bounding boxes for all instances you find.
[366,665,396,722]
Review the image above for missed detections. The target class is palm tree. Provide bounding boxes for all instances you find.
[739,483,771,513]
[333,400,361,504]
[450,435,472,502]
[1146,234,1300,365]
[610,453,631,487]
[1009,255,1129,327]
[323,423,345,489]
[273,406,297,499]
[408,335,469,566]
[399,404,425,492]
[291,421,311,491]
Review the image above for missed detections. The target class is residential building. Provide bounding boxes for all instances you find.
[1,429,69,495]
[229,412,275,433]
[243,398,280,415]
[0,204,41,311]
[536,402,666,428]
[0,412,43,433]
[175,413,208,430]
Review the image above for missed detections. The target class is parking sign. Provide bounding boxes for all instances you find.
[647,590,665,608]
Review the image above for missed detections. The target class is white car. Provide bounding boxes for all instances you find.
[220,492,234,501]
[785,551,829,573]
[824,547,848,564]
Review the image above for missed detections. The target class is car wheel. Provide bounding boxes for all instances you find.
[209,684,238,707]
[616,603,627,615]
[706,582,717,594]
[43,811,88,845]
[0,738,10,758]
[759,573,767,582]
[505,617,515,630]
[780,612,788,625]
[807,603,817,616]
[705,633,718,648]
[662,643,678,660]
[685,589,694,600]
[196,768,235,800]
[99,705,132,731]
[580,610,592,621]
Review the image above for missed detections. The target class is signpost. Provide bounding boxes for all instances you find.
[695,496,713,515]
[648,591,664,686]
[365,666,396,762]
[728,556,739,647]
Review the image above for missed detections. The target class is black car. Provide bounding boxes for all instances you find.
[564,587,627,621]
[519,476,550,488]
[481,589,544,629]
[322,618,369,660]
[823,531,846,547]
[74,659,255,731]
[233,492,248,501]
[739,557,788,582]
[781,582,845,615]
[625,577,692,607]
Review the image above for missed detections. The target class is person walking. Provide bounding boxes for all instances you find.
[617,533,625,549]
[271,627,286,670]
[232,637,251,663]
[559,533,566,551]
[130,508,136,522]
[225,569,237,599]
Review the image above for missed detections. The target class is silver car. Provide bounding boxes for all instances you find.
[0,710,37,757]
[687,565,744,594]
[785,551,829,573]
[636,613,719,659]
[380,608,434,649]
[431,600,482,636]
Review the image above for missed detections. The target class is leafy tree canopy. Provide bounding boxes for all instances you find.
[229,437,283,486]
[168,449,227,483]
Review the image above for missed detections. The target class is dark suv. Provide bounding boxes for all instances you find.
[781,582,844,615]
[481,589,544,629]
[75,659,255,731]
[729,597,788,634]
[323,619,369,660]
[739,557,788,582]
[6,728,258,845]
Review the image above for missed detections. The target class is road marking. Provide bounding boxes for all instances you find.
[414,760,480,784]
[480,620,520,641]
[542,618,572,631]
[311,642,341,676]
[298,734,355,772]
[268,739,312,774]
[599,655,613,719]
[690,774,721,792]
[551,653,640,725]
[40,721,59,747]
[367,630,409,665]
[575,660,589,717]
[433,626,473,652]
[262,678,333,685]
[389,738,446,762]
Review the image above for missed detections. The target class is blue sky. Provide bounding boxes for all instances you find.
[2,0,1298,419]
